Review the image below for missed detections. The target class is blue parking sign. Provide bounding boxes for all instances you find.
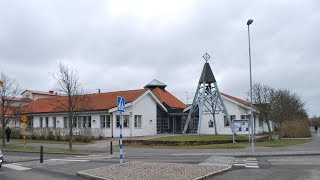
[117,96,126,112]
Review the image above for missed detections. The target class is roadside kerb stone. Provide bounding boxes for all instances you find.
[199,156,236,168]
[77,161,230,180]
[170,150,320,157]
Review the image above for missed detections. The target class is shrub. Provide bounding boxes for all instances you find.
[47,128,55,140]
[281,119,311,138]
[11,127,21,139]
[74,128,93,142]
[56,128,62,141]
[92,128,104,140]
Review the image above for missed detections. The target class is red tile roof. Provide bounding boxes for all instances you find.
[152,88,187,109]
[21,89,147,114]
[221,93,258,110]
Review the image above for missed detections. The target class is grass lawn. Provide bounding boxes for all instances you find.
[149,134,248,141]
[10,139,92,145]
[127,143,247,149]
[256,139,310,147]
[0,145,95,154]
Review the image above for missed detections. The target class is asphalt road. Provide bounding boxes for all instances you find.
[212,155,320,180]
[1,151,320,180]
[0,150,209,180]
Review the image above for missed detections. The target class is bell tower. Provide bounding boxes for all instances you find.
[182,52,235,143]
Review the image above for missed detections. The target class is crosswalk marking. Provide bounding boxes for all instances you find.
[2,163,31,171]
[48,159,90,162]
[233,157,259,168]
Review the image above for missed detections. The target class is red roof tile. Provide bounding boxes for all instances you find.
[152,88,187,109]
[21,89,147,114]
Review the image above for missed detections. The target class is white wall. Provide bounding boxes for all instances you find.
[30,92,158,138]
[199,97,265,135]
[109,93,157,137]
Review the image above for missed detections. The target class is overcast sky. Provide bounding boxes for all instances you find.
[0,0,319,116]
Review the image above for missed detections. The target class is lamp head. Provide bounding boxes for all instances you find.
[247,19,253,25]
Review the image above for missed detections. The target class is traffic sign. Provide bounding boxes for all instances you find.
[21,115,28,123]
[21,123,27,129]
[117,96,126,112]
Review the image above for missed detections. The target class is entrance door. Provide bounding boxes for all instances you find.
[175,116,182,133]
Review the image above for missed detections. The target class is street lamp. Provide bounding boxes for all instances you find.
[247,19,255,152]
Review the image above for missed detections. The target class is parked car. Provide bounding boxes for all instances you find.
[0,150,3,168]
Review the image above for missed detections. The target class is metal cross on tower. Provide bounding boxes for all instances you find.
[182,52,235,143]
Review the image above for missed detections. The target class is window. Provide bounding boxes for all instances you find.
[224,115,236,126]
[88,116,91,128]
[40,117,43,128]
[45,117,49,127]
[63,116,68,128]
[134,115,142,128]
[76,116,92,128]
[259,118,263,127]
[208,120,214,128]
[73,117,77,128]
[53,117,57,128]
[117,115,130,128]
[27,116,33,128]
[241,115,251,120]
[100,115,111,128]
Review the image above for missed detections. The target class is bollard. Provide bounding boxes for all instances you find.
[40,146,43,163]
[110,141,113,154]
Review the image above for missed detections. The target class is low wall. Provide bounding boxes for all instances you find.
[123,135,269,146]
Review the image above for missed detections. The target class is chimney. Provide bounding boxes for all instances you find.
[49,90,54,94]
[98,89,101,93]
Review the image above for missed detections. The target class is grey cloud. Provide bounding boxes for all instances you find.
[0,0,319,116]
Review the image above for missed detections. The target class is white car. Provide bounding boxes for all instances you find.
[0,150,3,168]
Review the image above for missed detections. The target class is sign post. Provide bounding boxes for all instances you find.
[20,115,28,149]
[117,96,125,164]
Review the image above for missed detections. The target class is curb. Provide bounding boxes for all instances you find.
[77,171,108,180]
[171,151,320,158]
[194,166,231,180]
[232,152,320,157]
[1,149,102,156]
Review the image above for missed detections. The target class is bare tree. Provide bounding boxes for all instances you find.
[52,63,89,150]
[270,89,307,139]
[0,73,21,146]
[250,83,275,140]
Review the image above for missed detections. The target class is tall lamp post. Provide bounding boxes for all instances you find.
[247,19,255,152]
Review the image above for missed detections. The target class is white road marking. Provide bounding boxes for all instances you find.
[234,163,246,166]
[246,165,259,168]
[2,164,31,171]
[49,159,90,162]
[233,158,259,169]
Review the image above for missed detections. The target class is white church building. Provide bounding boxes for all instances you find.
[19,78,268,137]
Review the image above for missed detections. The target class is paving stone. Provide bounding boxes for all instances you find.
[77,161,229,180]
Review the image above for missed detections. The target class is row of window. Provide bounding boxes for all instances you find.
[38,115,143,128]
[100,115,142,128]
